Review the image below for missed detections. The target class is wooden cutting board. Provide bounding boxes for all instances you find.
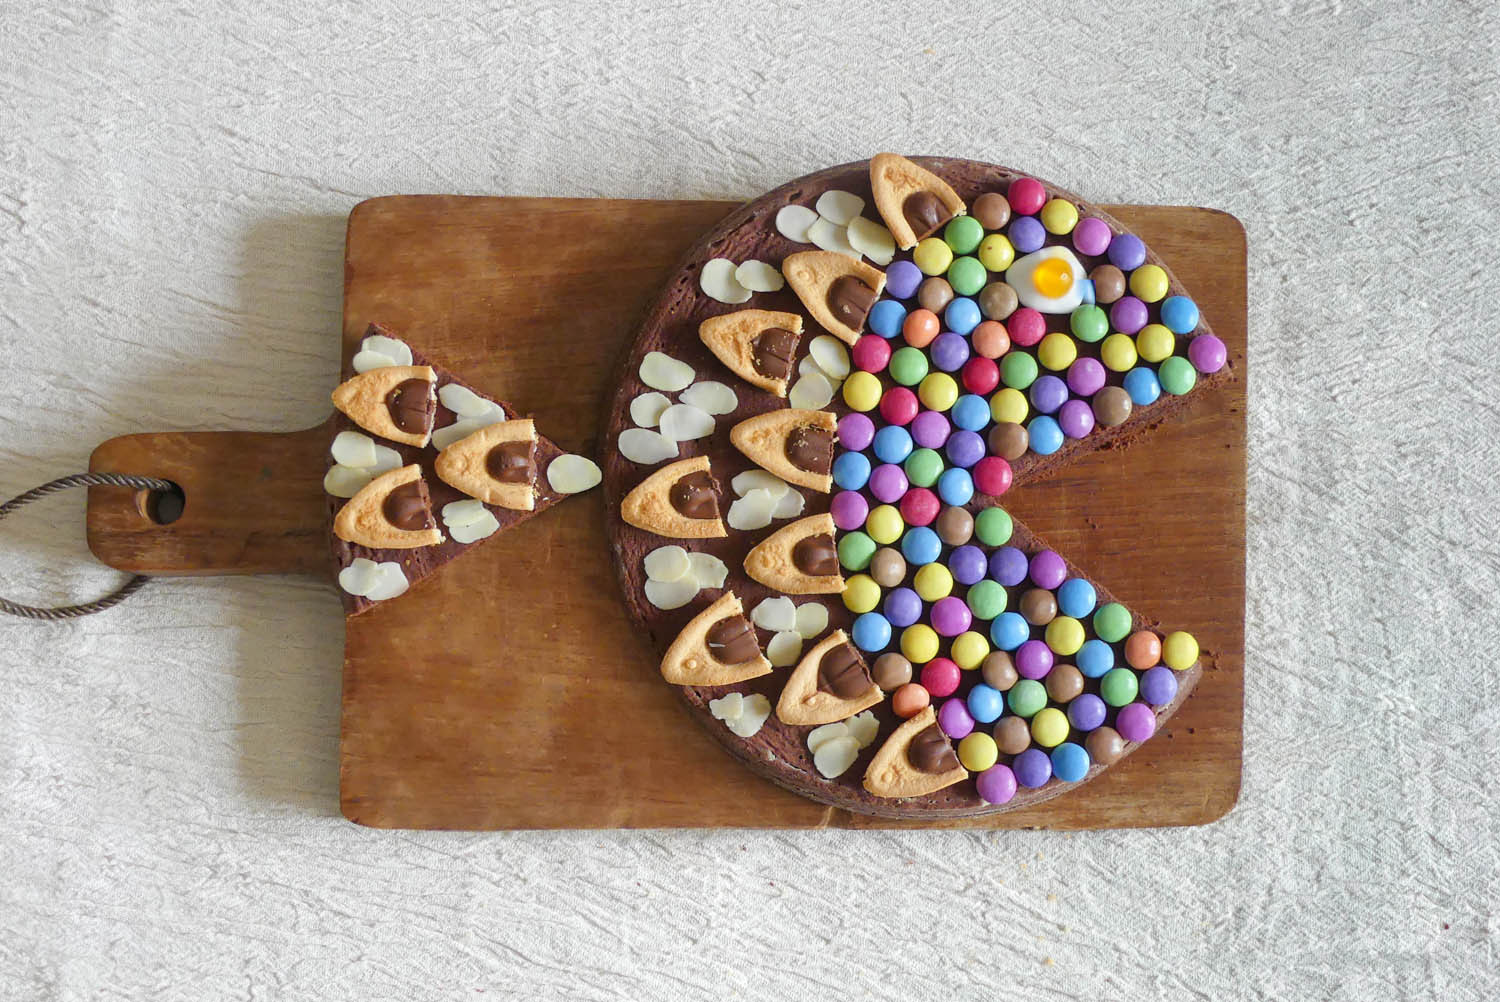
[86,195,1246,830]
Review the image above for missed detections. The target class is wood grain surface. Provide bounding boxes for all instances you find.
[86,195,1245,830]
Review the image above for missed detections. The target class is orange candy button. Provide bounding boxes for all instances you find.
[971,320,1011,359]
[1124,630,1162,670]
[891,682,932,719]
[902,309,941,348]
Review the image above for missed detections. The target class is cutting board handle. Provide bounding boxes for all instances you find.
[86,420,333,577]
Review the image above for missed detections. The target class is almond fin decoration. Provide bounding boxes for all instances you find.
[331,365,437,447]
[862,706,969,798]
[743,513,843,595]
[333,464,444,550]
[868,152,967,250]
[776,630,882,726]
[781,251,886,346]
[699,310,803,397]
[434,418,537,511]
[728,408,836,493]
[620,456,726,539]
[660,591,773,687]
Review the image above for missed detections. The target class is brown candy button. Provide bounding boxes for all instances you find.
[752,327,798,380]
[872,652,913,690]
[785,425,834,476]
[706,615,760,665]
[918,276,954,314]
[486,439,535,484]
[826,275,877,332]
[817,643,872,699]
[869,547,907,588]
[1086,725,1126,765]
[972,191,1011,231]
[386,378,434,434]
[1045,663,1085,703]
[988,421,1029,461]
[981,651,1018,691]
[994,715,1031,755]
[668,469,719,520]
[1089,264,1126,304]
[901,190,950,240]
[1020,587,1057,626]
[792,533,839,577]
[907,723,960,774]
[1093,386,1133,427]
[978,281,1018,321]
[935,506,973,546]
[381,480,432,531]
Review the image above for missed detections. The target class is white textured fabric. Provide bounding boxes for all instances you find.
[2,2,1497,999]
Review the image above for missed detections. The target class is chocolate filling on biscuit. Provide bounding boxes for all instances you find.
[902,190,951,240]
[826,275,878,331]
[816,643,871,699]
[751,327,797,380]
[791,533,838,577]
[668,470,719,520]
[386,378,434,434]
[705,616,759,665]
[485,439,535,484]
[785,425,833,476]
[382,480,434,532]
[908,724,960,774]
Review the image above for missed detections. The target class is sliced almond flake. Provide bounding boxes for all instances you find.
[699,258,753,304]
[438,382,494,418]
[771,488,805,519]
[331,430,378,468]
[788,371,834,410]
[730,469,790,499]
[337,558,381,597]
[807,217,861,260]
[847,711,880,749]
[767,630,803,668]
[687,552,729,591]
[658,403,715,442]
[618,428,679,466]
[441,498,489,529]
[324,464,374,499]
[547,454,601,494]
[809,335,852,380]
[351,349,397,373]
[369,444,404,474]
[813,734,861,778]
[734,260,785,293]
[639,351,695,392]
[361,334,413,366]
[644,576,699,611]
[643,545,691,582]
[726,488,776,531]
[775,204,819,243]
[847,215,897,266]
[794,602,829,639]
[449,510,500,544]
[751,596,798,633]
[815,190,866,226]
[807,721,850,755]
[432,410,505,451]
[679,381,738,416]
[629,391,672,428]
[709,692,746,722]
[363,562,411,602]
[728,694,771,737]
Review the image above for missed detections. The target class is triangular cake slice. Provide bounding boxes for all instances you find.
[661,592,772,686]
[729,408,836,492]
[326,323,598,616]
[869,152,967,249]
[863,706,968,798]
[743,513,843,595]
[698,309,803,397]
[776,630,883,726]
[781,251,886,345]
[620,456,727,539]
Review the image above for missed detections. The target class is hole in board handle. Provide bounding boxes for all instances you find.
[134,482,185,525]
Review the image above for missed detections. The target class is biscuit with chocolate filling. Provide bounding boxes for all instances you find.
[333,464,444,550]
[743,513,843,595]
[863,706,968,798]
[620,456,726,539]
[331,365,437,448]
[660,591,772,687]
[776,630,883,726]
[434,418,537,511]
[699,310,803,397]
[728,408,837,493]
[869,153,967,250]
[781,251,887,346]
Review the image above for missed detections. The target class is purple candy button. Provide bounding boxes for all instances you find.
[1188,333,1227,374]
[837,412,875,451]
[1057,398,1095,439]
[945,429,985,468]
[1015,639,1055,679]
[1013,747,1053,788]
[948,545,987,585]
[1072,216,1113,257]
[976,763,1017,804]
[1029,549,1067,590]
[1009,215,1046,254]
[868,464,909,503]
[883,587,923,628]
[930,332,971,372]
[885,260,923,300]
[1066,357,1106,397]
[1116,702,1157,742]
[931,596,973,637]
[938,697,976,740]
[910,409,951,449]
[1029,374,1069,414]
[1140,665,1180,706]
[1107,233,1146,271]
[830,490,869,531]
[1067,693,1107,731]
[1110,295,1148,335]
[989,546,1029,586]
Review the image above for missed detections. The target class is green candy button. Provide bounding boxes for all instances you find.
[1158,355,1198,395]
[904,448,944,488]
[947,255,987,296]
[1070,305,1109,343]
[1093,602,1131,643]
[974,507,1014,546]
[1001,351,1038,390]
[966,580,1006,621]
[889,346,930,386]
[838,530,876,572]
[1100,667,1139,707]
[944,215,985,255]
[1008,678,1048,718]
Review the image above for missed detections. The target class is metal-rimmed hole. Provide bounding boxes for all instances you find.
[135,482,185,525]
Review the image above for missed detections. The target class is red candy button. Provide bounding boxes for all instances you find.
[962,356,1000,395]
[852,334,892,373]
[900,487,940,526]
[973,456,1013,496]
[1007,177,1047,216]
[1007,308,1045,347]
[879,386,919,426]
[921,657,962,698]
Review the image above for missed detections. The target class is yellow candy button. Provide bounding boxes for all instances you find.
[842,370,882,412]
[1162,631,1200,670]
[1136,323,1175,363]
[913,563,953,602]
[1030,707,1070,748]
[958,732,999,772]
[901,624,940,664]
[1045,615,1085,656]
[951,631,990,669]
[1040,198,1079,235]
[918,372,959,412]
[1129,264,1169,303]
[842,574,881,614]
[990,387,1029,425]
[914,237,954,276]
[866,504,904,544]
[1100,332,1138,372]
[1037,331,1078,371]
[977,233,1015,272]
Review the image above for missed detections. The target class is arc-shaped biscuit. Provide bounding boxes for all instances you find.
[781,251,886,346]
[862,706,969,798]
[728,408,836,493]
[743,513,843,595]
[660,591,772,686]
[331,365,436,447]
[620,456,726,539]
[869,153,967,250]
[333,464,444,550]
[776,630,883,726]
[699,310,803,397]
[434,418,537,511]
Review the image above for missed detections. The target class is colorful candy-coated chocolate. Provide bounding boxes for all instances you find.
[976,763,1017,804]
[837,411,875,451]
[1009,215,1046,254]
[1188,333,1227,374]
[1037,331,1077,373]
[944,429,985,469]
[873,424,914,464]
[966,683,1005,724]
[1014,639,1054,680]
[919,278,953,314]
[884,586,923,628]
[992,716,1030,756]
[919,372,960,413]
[913,236,953,276]
[901,525,942,565]
[1007,307,1045,348]
[1066,357,1107,397]
[1057,578,1096,618]
[837,530,876,571]
[879,386,920,426]
[937,466,974,506]
[1099,667,1139,707]
[944,214,985,254]
[901,623,940,664]
[1162,630,1199,670]
[868,299,908,338]
[957,731,998,772]
[990,611,1030,652]
[851,611,892,652]
[1050,741,1090,782]
[1100,332,1139,372]
[869,547,907,588]
[902,308,940,347]
[1030,707,1070,748]
[951,630,989,669]
[1019,587,1056,627]
[1001,352,1038,391]
[922,657,962,698]
[1115,702,1156,742]
[1027,415,1064,454]
[950,393,989,432]
[1158,356,1197,395]
[988,419,1028,459]
[1029,373,1069,414]
[842,573,880,612]
[990,387,1028,425]
[1007,678,1047,718]
[1093,386,1132,427]
[1093,602,1131,642]
[852,334,893,373]
[1135,323,1174,363]
[1071,216,1113,257]
[974,506,1013,546]
[1124,630,1162,670]
[1007,177,1046,215]
[1028,549,1067,590]
[944,297,982,336]
[1090,264,1126,303]
[1085,725,1126,765]
[1140,665,1179,705]
[1129,264,1168,303]
[947,255,987,297]
[914,564,955,603]
[1045,615,1085,656]
[903,448,944,488]
[899,486,939,527]
[868,466,909,505]
[981,650,1018,691]
[1123,366,1161,406]
[1159,295,1199,334]
[1057,398,1095,439]
[892,681,931,718]
[967,579,1006,620]
[872,652,913,689]
[885,260,923,300]
[830,490,870,531]
[977,234,1016,274]
[865,503,904,543]
[1110,295,1148,335]
[1039,198,1078,235]
[844,367,885,410]
[928,333,969,374]
[973,191,1011,230]
[833,450,871,491]
[962,356,1001,395]
[888,346,930,387]
[1107,232,1146,271]
[1067,692,1107,732]
[910,409,951,449]
[989,547,1029,587]
[937,694,975,738]
[1076,638,1115,678]
[1013,747,1052,788]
